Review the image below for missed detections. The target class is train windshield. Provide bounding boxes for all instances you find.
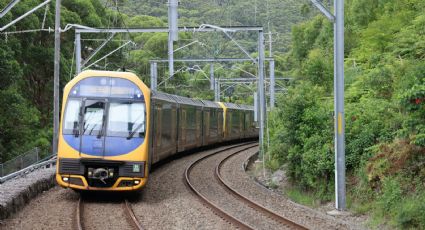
[63,100,146,139]
[63,100,81,135]
[83,100,105,136]
[107,102,145,138]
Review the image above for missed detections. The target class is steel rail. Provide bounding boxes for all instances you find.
[75,197,143,230]
[184,142,258,230]
[124,199,144,230]
[75,198,83,230]
[216,149,309,230]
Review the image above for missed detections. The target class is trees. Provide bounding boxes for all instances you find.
[267,0,425,227]
[0,0,112,161]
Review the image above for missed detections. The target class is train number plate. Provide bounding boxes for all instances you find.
[133,164,140,173]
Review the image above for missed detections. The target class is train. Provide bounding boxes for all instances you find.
[56,70,258,191]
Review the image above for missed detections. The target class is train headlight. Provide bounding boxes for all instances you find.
[134,180,140,185]
[62,177,69,182]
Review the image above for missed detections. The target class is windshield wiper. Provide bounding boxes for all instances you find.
[126,122,145,140]
[73,121,79,137]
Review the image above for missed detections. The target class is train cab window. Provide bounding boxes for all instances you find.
[63,99,81,135]
[107,102,145,138]
[83,100,105,136]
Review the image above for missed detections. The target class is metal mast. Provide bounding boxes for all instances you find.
[258,31,266,157]
[168,0,178,78]
[310,0,346,210]
[53,0,61,155]
[334,0,346,211]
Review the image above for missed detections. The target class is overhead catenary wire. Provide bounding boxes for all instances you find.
[83,40,135,70]
[0,0,51,32]
[0,0,21,18]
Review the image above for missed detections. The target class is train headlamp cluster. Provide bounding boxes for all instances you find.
[87,167,114,180]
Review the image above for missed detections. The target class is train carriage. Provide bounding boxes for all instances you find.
[150,91,178,164]
[172,95,204,152]
[201,100,223,145]
[219,102,244,141]
[56,70,258,192]
[240,104,257,139]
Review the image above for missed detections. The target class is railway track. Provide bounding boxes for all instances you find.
[216,148,308,230]
[75,197,143,230]
[185,142,308,230]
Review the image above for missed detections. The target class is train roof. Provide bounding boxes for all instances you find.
[152,91,204,106]
[170,94,204,106]
[222,102,253,111]
[239,104,254,111]
[200,100,222,109]
[151,91,176,103]
[152,91,252,110]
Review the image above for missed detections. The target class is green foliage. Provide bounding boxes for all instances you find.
[269,82,334,198]
[267,0,425,227]
[284,186,322,208]
[0,0,114,161]
[0,88,42,162]
[396,193,425,229]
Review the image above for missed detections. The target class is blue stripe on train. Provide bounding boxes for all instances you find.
[63,135,144,156]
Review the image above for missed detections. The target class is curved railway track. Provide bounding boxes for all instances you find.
[185,142,308,230]
[216,149,308,230]
[75,197,143,230]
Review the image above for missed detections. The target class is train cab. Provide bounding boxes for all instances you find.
[56,71,151,191]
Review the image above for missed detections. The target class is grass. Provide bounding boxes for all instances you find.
[284,186,323,208]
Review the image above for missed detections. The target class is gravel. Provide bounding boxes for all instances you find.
[1,186,78,229]
[189,145,296,230]
[0,166,56,221]
[131,145,240,230]
[0,142,363,230]
[80,193,134,230]
[242,152,368,230]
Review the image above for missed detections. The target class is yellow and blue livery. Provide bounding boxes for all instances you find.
[56,70,258,191]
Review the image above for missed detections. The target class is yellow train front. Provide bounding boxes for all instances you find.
[56,70,259,191]
[56,71,151,191]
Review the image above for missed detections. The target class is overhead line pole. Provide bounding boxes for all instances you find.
[334,0,346,211]
[270,60,275,108]
[168,0,178,79]
[150,62,158,91]
[75,32,81,74]
[210,63,214,90]
[214,79,220,101]
[52,0,61,155]
[310,0,345,210]
[258,30,265,158]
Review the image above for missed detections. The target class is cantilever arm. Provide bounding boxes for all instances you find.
[0,0,51,32]
[310,0,335,22]
[0,0,21,18]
